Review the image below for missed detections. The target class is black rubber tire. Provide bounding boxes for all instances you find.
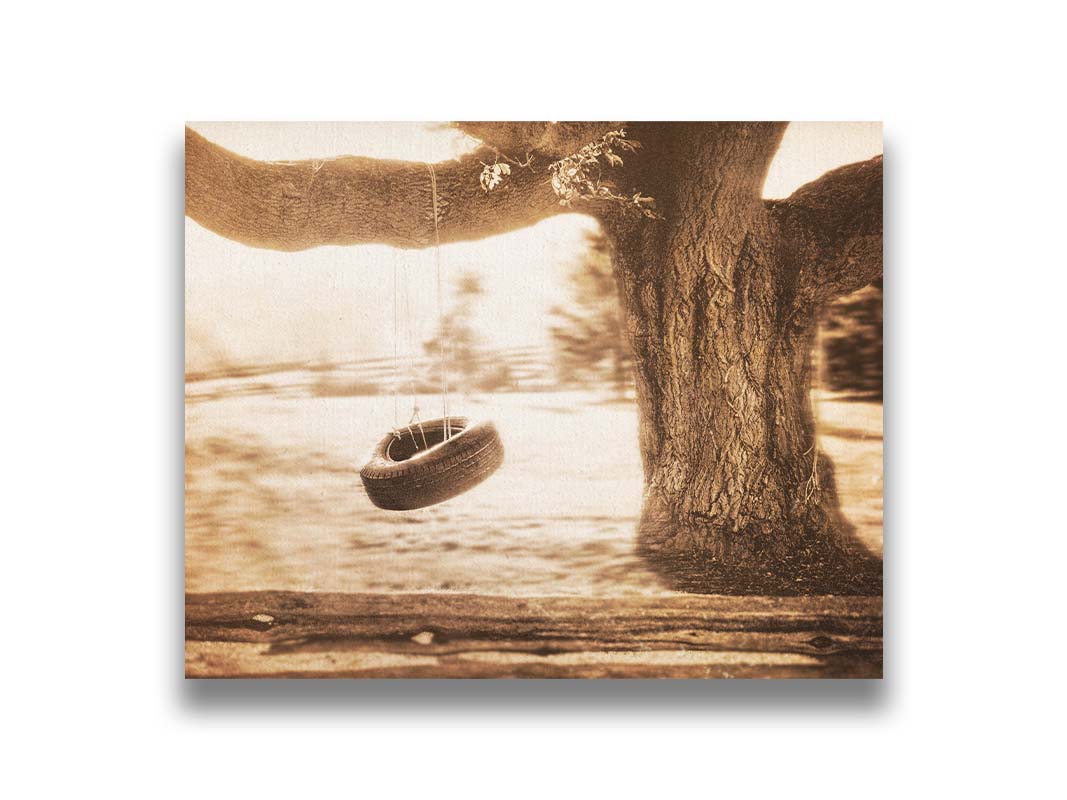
[359,417,504,511]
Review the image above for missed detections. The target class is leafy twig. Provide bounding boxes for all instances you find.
[478,128,662,220]
[548,129,661,219]
[479,161,511,192]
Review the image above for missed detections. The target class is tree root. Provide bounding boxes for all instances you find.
[636,499,882,596]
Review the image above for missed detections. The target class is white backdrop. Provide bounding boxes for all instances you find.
[2,1,1064,798]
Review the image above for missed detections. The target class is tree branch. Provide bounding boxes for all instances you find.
[185,126,591,252]
[769,155,883,305]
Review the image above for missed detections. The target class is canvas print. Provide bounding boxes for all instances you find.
[185,121,883,678]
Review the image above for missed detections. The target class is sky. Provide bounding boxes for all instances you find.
[185,122,882,372]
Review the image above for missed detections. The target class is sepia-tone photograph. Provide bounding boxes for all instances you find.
[16,0,1067,792]
[185,121,883,678]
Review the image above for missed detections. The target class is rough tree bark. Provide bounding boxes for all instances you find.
[599,123,881,594]
[185,122,883,595]
[185,123,613,250]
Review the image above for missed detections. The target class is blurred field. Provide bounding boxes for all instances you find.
[186,379,882,597]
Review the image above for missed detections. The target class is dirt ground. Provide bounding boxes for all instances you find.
[186,378,882,597]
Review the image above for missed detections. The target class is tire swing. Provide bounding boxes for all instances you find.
[359,164,504,511]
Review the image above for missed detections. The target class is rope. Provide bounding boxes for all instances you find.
[401,253,423,450]
[389,240,424,451]
[390,250,425,451]
[384,165,453,454]
[427,164,452,439]
[391,250,399,428]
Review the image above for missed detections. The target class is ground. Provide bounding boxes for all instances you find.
[186,378,882,598]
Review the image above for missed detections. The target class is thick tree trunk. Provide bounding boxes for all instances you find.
[601,124,880,595]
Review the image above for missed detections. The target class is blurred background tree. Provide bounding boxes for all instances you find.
[550,232,634,400]
[821,279,882,400]
[424,270,516,393]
